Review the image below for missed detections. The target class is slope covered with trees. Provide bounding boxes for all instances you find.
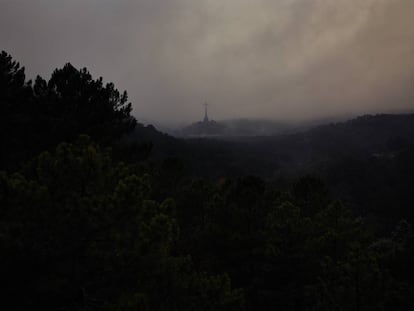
[1,51,414,310]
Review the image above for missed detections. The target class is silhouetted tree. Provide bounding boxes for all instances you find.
[0,51,137,170]
[0,51,34,168]
[33,63,136,144]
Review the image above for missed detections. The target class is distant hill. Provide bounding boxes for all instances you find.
[127,113,414,223]
[220,119,294,136]
[176,113,414,223]
[131,113,414,174]
[179,120,227,137]
[177,118,295,137]
[218,113,414,175]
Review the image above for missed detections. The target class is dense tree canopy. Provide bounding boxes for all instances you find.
[33,63,136,142]
[1,51,414,310]
[0,51,136,170]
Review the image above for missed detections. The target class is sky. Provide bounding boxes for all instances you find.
[1,0,414,124]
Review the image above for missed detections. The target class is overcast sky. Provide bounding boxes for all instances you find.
[1,0,414,124]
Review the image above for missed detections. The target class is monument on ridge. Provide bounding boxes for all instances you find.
[203,102,209,123]
[180,102,226,137]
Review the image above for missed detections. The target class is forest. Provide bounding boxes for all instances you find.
[1,51,414,310]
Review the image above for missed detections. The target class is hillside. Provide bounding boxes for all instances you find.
[3,49,414,310]
[139,114,414,224]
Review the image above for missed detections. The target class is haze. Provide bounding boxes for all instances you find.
[1,0,414,124]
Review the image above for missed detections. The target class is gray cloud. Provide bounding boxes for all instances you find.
[1,0,414,124]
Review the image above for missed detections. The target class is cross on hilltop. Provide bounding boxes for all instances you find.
[203,102,209,123]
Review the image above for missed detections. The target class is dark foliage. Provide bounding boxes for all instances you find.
[1,51,414,310]
[0,51,136,170]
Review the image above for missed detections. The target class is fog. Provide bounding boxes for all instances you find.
[1,0,414,124]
